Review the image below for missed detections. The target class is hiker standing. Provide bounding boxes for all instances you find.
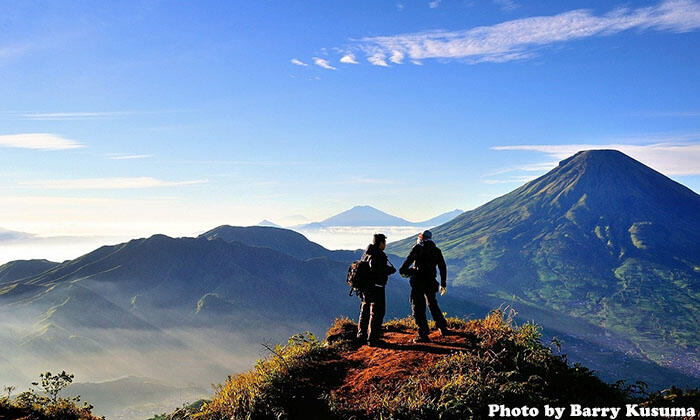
[399,230,450,343]
[357,233,396,346]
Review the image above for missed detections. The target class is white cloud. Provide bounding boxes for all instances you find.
[482,175,538,184]
[0,228,33,242]
[0,43,31,62]
[0,194,281,254]
[298,225,425,251]
[429,0,442,8]
[313,57,337,70]
[397,3,405,11]
[485,161,560,176]
[0,133,83,151]
[290,58,308,66]
[389,50,405,64]
[19,177,207,190]
[367,53,389,67]
[108,154,153,160]
[20,111,132,120]
[493,0,519,12]
[492,141,700,176]
[347,0,700,65]
[340,53,359,64]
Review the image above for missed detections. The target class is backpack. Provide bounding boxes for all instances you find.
[414,242,439,279]
[346,257,371,297]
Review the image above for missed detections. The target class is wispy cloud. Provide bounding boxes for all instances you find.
[0,228,33,242]
[0,43,31,62]
[492,141,700,176]
[19,177,207,190]
[340,53,359,64]
[336,177,395,185]
[485,161,559,176]
[355,178,395,185]
[339,0,700,65]
[20,111,133,120]
[482,175,538,184]
[0,133,83,151]
[429,0,442,9]
[313,57,337,70]
[367,53,389,67]
[107,154,153,160]
[165,159,310,166]
[493,0,519,12]
[389,50,404,64]
[290,58,308,66]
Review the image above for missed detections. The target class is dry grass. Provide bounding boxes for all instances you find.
[193,309,685,420]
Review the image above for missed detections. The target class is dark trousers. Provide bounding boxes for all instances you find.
[411,286,447,338]
[357,286,386,342]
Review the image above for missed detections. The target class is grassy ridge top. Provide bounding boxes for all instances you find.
[164,309,700,420]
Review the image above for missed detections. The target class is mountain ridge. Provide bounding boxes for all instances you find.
[0,259,58,284]
[297,205,463,229]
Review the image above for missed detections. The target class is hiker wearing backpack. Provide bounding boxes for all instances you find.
[399,230,450,343]
[357,233,396,347]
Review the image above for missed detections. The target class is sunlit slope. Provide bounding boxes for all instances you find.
[199,225,362,261]
[0,259,58,284]
[390,150,700,376]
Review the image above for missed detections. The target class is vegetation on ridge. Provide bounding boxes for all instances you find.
[0,371,101,420]
[162,309,700,420]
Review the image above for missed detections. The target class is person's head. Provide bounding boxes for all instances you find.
[373,233,387,250]
[418,230,432,243]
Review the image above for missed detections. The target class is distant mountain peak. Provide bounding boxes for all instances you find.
[558,148,641,170]
[296,206,463,229]
[501,149,700,221]
[420,209,464,227]
[257,219,281,227]
[566,148,625,161]
[314,206,412,227]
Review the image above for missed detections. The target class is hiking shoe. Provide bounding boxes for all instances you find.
[439,327,452,337]
[413,336,431,344]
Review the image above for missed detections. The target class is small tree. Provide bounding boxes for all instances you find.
[31,371,75,404]
[3,385,15,399]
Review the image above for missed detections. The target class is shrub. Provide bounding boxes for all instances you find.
[1,371,100,420]
[199,332,346,419]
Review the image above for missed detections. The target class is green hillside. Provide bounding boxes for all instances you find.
[390,150,700,380]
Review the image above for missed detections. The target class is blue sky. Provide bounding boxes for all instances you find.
[1,0,699,260]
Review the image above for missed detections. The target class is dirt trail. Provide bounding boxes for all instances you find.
[337,328,477,400]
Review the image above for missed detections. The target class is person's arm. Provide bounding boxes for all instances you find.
[367,253,380,273]
[399,247,417,277]
[437,249,447,287]
[386,258,396,275]
[369,252,391,274]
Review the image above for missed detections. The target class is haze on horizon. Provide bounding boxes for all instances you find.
[1,0,699,263]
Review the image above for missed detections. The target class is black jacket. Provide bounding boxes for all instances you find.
[399,240,447,288]
[362,243,396,287]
